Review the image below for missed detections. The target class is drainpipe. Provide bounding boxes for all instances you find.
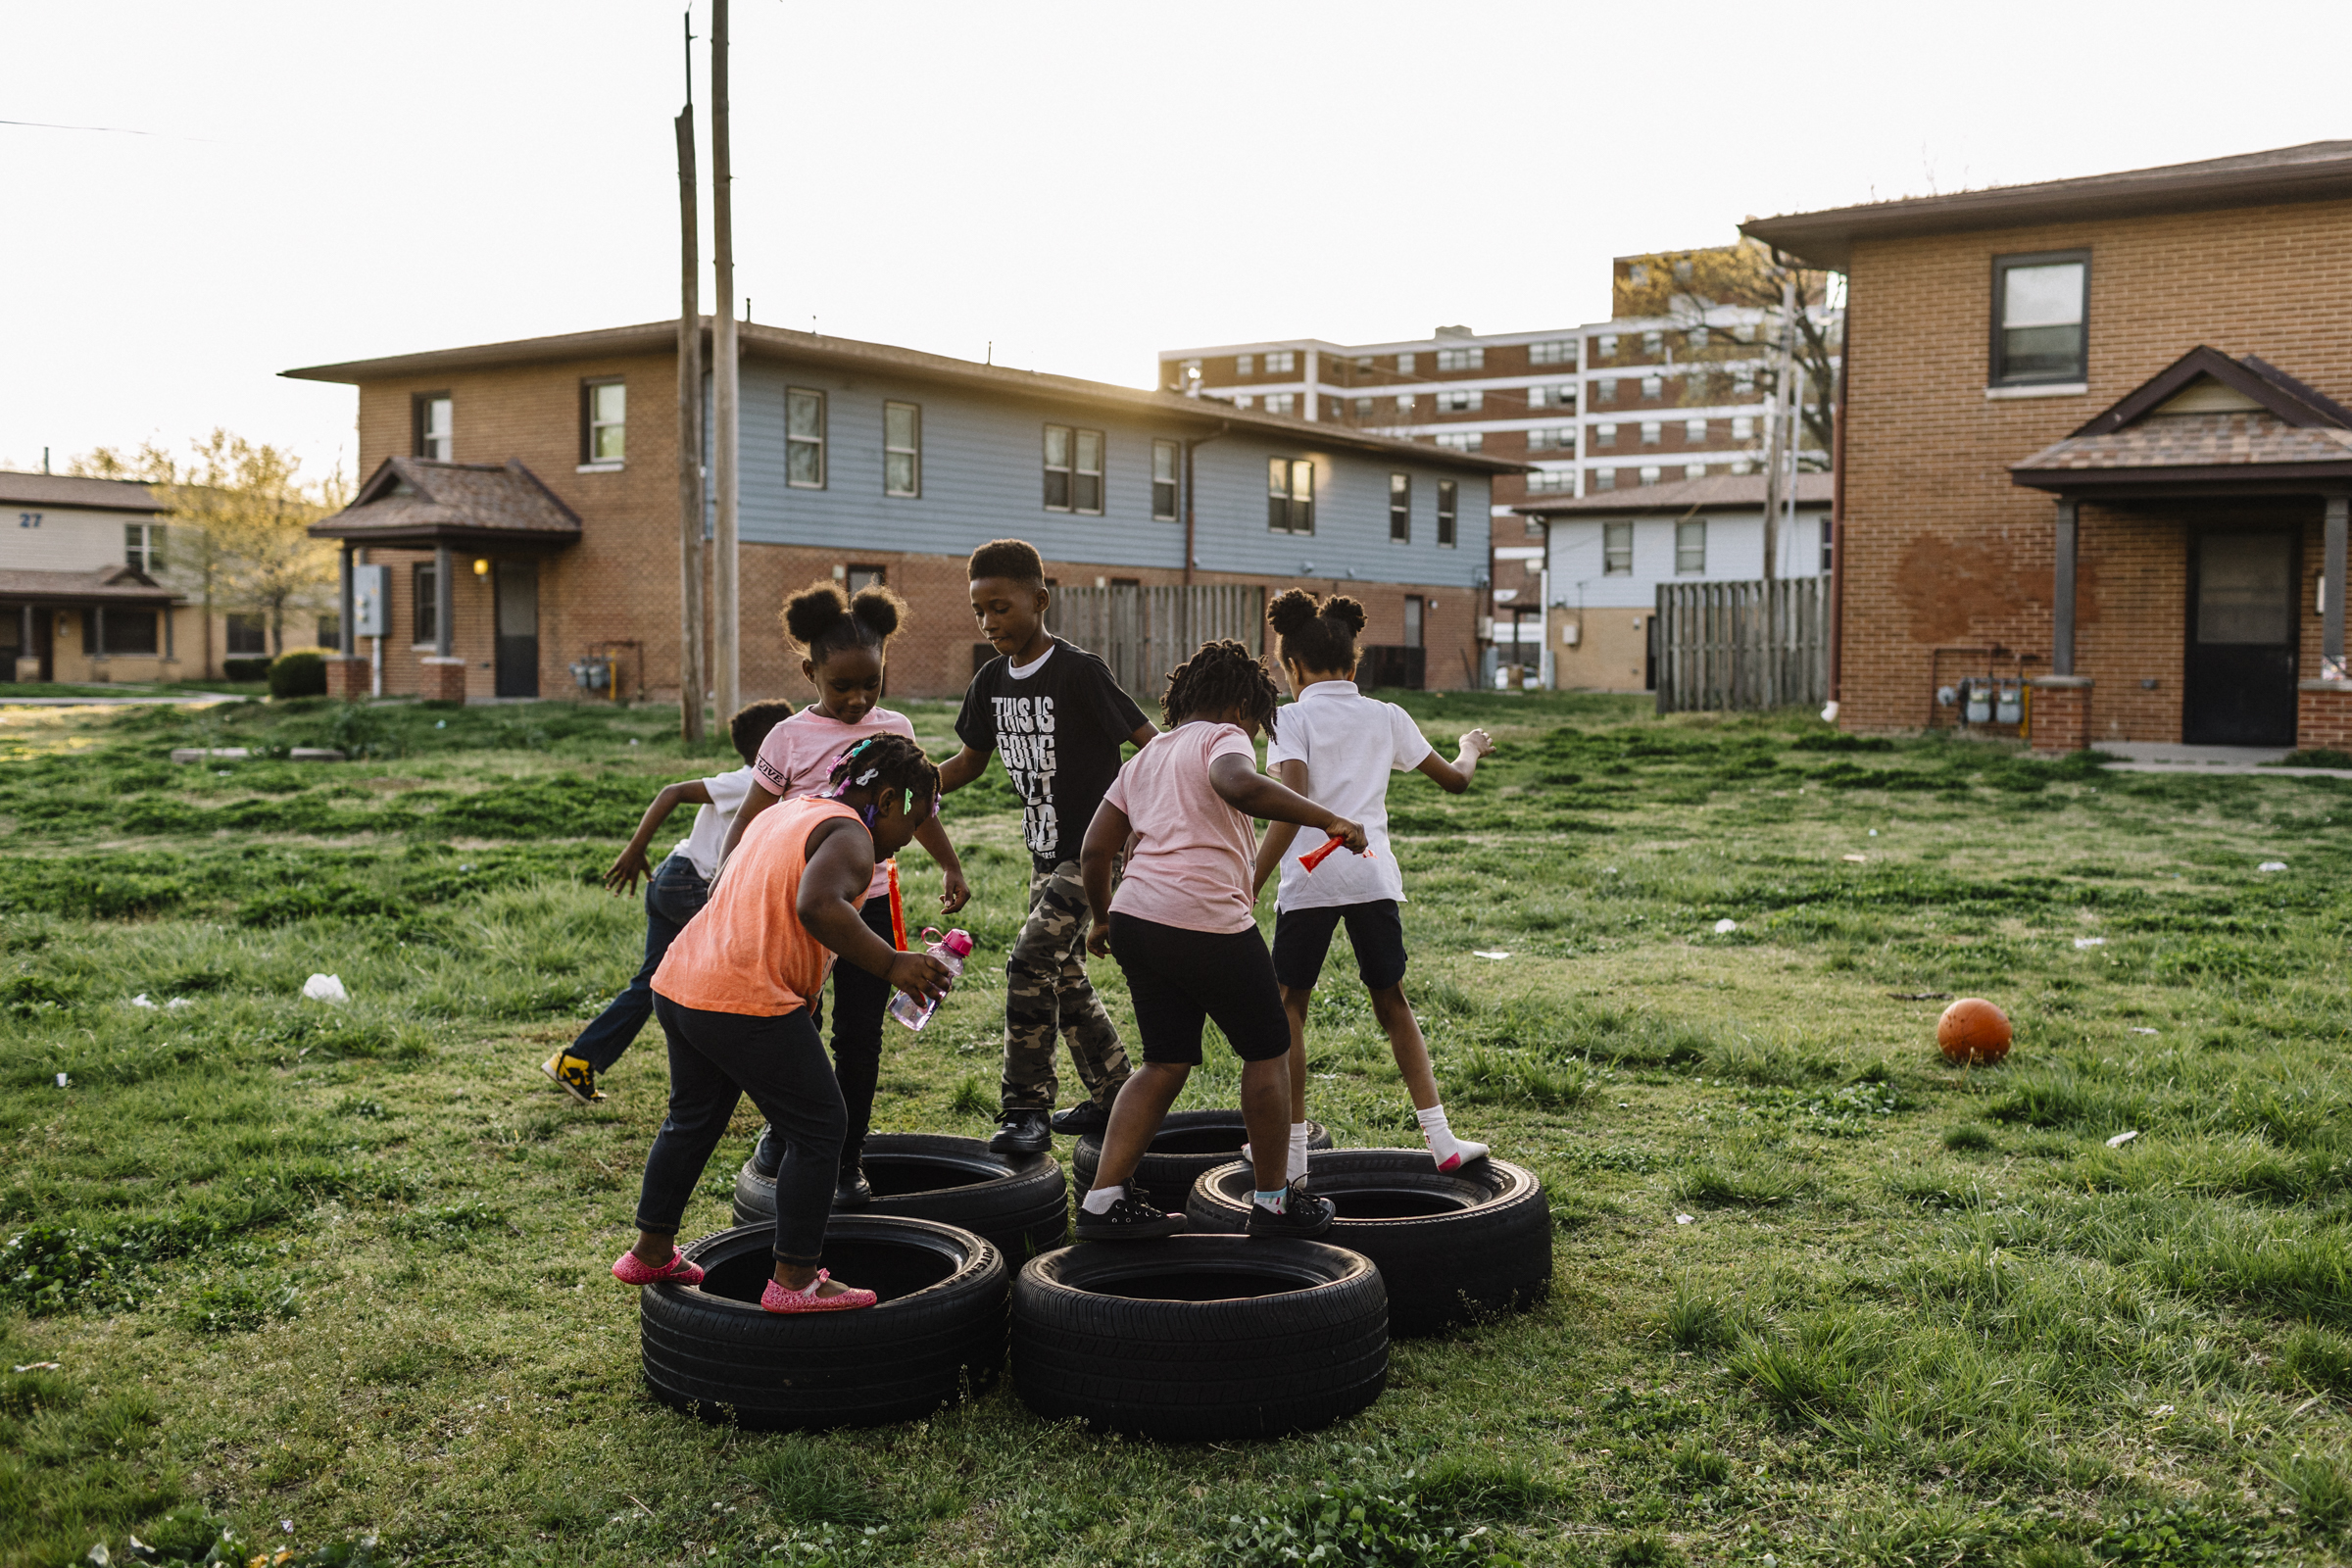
[1182,420,1230,585]
[1823,306,1849,723]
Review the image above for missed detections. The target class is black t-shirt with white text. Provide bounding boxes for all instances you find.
[956,638,1150,868]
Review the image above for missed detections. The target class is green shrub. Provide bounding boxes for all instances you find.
[269,649,328,699]
[1219,1469,1522,1566]
[223,656,271,682]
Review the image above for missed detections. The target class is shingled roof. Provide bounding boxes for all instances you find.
[0,564,176,604]
[0,470,168,514]
[2011,347,2352,495]
[309,457,582,548]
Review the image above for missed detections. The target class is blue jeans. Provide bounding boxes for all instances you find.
[571,855,709,1073]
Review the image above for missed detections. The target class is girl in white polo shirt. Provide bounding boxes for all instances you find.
[1250,590,1496,1176]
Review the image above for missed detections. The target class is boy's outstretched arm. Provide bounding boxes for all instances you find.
[911,814,971,913]
[1208,755,1365,855]
[1252,760,1310,895]
[1414,727,1495,795]
[1079,800,1132,957]
[605,780,712,894]
[936,745,992,796]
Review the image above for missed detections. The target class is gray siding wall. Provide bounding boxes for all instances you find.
[728,362,1485,587]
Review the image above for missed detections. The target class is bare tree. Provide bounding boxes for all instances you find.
[1613,239,1841,466]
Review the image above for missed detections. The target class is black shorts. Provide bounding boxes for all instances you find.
[1270,900,1409,992]
[1105,912,1291,1065]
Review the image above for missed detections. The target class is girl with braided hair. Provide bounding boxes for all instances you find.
[718,582,970,1206]
[1072,639,1368,1241]
[619,734,954,1312]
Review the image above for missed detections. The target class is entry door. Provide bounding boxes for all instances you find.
[493,560,539,699]
[2183,531,2297,746]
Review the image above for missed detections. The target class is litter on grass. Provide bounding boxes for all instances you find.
[2131,1027,2160,1035]
[302,973,351,1005]
[54,1073,69,1089]
[1473,950,1512,960]
[130,994,194,1009]
[1841,854,1869,863]
[13,1361,60,1372]
[1713,918,1739,934]
[2258,860,2287,872]
[2107,1130,2140,1148]
[2074,937,2107,949]
[1675,1213,1694,1225]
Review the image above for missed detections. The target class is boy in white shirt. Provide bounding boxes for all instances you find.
[540,700,796,1103]
[1250,590,1495,1174]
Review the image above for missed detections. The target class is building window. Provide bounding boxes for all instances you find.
[1603,521,1633,576]
[1267,458,1314,534]
[787,388,826,487]
[1676,517,1706,572]
[411,564,437,644]
[1529,339,1574,367]
[1821,514,1834,575]
[1594,468,1617,492]
[414,394,452,461]
[317,612,341,648]
[847,565,886,594]
[1436,480,1456,546]
[1641,375,1663,399]
[1684,464,1707,480]
[1152,439,1179,521]
[1642,330,1663,359]
[1436,346,1485,371]
[1263,392,1296,416]
[1733,416,1755,440]
[123,522,161,574]
[1688,325,1710,350]
[1531,383,1576,410]
[1437,389,1482,413]
[583,379,625,463]
[1395,394,1415,416]
[1734,368,1755,396]
[1388,473,1411,543]
[1596,376,1618,404]
[1396,352,1416,374]
[1525,469,1576,495]
[1264,350,1296,374]
[1402,596,1424,648]
[1684,418,1708,444]
[1237,353,1254,376]
[1234,394,1254,410]
[1434,431,1483,453]
[1529,427,1573,452]
[1731,460,1753,474]
[1597,334,1619,358]
[883,401,921,497]
[1992,250,2089,384]
[226,612,268,656]
[1595,423,1618,449]
[1351,397,1373,418]
[1640,421,1662,446]
[86,608,158,657]
[1045,425,1104,514]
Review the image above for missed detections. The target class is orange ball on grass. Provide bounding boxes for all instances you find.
[1936,998,2012,1064]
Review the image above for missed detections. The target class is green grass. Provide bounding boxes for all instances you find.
[4,691,2352,1565]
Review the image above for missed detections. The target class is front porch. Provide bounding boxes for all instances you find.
[0,565,188,685]
[2010,347,2352,755]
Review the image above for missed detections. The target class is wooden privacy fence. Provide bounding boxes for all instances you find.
[1653,577,1828,713]
[1046,584,1266,710]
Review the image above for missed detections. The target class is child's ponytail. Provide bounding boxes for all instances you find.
[783,580,907,663]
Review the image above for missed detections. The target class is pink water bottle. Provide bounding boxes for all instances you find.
[888,928,973,1031]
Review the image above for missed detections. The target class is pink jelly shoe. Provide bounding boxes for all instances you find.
[612,1247,705,1287]
[761,1270,877,1313]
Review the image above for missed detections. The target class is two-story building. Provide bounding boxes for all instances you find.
[288,321,1521,704]
[0,470,186,684]
[1745,141,2352,753]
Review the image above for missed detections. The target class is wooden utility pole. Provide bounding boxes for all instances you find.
[710,0,741,722]
[673,14,707,742]
[1758,274,1797,585]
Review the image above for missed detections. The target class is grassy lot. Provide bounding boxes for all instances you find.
[3,689,2351,1568]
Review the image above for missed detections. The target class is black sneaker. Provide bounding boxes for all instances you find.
[833,1162,872,1209]
[1245,1181,1336,1239]
[1049,1100,1114,1138]
[988,1109,1053,1155]
[1074,1182,1188,1242]
[749,1124,780,1179]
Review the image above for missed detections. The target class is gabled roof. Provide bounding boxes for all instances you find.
[1742,141,2352,271]
[308,457,582,548]
[2011,347,2352,496]
[281,318,1529,476]
[0,564,176,604]
[1513,471,1832,516]
[0,470,168,514]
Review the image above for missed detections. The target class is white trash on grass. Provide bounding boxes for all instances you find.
[1473,950,1512,960]
[2106,1129,2140,1148]
[55,1073,70,1089]
[130,994,195,1009]
[1713,918,1739,934]
[1675,1213,1694,1225]
[2258,860,2287,872]
[2131,1026,2160,1035]
[2074,937,2106,950]
[302,973,351,1005]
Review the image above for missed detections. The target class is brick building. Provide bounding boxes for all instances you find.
[287,321,1520,705]
[1744,141,2352,752]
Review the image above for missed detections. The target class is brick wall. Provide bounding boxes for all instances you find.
[1838,197,2352,738]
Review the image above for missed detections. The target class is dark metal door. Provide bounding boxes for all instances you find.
[493,560,538,699]
[2183,530,2297,746]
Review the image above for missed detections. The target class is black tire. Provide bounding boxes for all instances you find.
[639,1216,1007,1431]
[733,1133,1067,1261]
[1183,1150,1550,1336]
[1011,1236,1386,1440]
[1071,1110,1332,1211]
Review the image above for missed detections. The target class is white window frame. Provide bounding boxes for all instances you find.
[1596,376,1619,403]
[416,394,453,461]
[883,401,920,497]
[1529,339,1574,367]
[1437,389,1483,413]
[1237,353,1254,376]
[1684,464,1707,480]
[1434,431,1483,453]
[1396,352,1417,374]
[1640,421,1662,446]
[1436,479,1457,547]
[1436,346,1486,371]
[1596,334,1619,358]
[1684,418,1708,444]
[1641,375,1663,399]
[123,521,161,574]
[1594,468,1617,492]
[1151,438,1179,522]
[1389,472,1410,543]
[1676,517,1706,571]
[1529,427,1573,452]
[1642,330,1663,359]
[1267,457,1314,535]
[1264,350,1296,373]
[1603,520,1633,575]
[1595,422,1618,449]
[1733,416,1755,440]
[584,378,625,465]
[1263,392,1297,416]
[1640,465,1663,487]
[787,388,827,488]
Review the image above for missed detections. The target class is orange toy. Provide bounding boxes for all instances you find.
[1936,998,2012,1064]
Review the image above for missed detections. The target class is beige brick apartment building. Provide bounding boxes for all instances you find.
[1745,142,2352,752]
[288,322,1520,704]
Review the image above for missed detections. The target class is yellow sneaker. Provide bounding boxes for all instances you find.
[541,1050,603,1103]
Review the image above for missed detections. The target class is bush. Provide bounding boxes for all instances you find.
[222,656,271,682]
[269,649,328,699]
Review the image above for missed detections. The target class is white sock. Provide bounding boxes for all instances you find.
[1417,1103,1461,1162]
[1081,1186,1123,1215]
[1252,1188,1287,1213]
[1288,1121,1311,1182]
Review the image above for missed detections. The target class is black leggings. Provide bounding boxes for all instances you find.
[825,897,899,1159]
[1105,912,1291,1065]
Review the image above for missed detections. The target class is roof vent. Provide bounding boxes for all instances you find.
[2150,377,2264,416]
[1434,324,1475,338]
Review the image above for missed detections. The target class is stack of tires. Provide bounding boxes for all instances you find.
[732,1132,1068,1262]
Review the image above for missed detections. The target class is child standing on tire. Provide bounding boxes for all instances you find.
[718,583,970,1208]
[616,736,954,1311]
[540,700,797,1104]
[1074,639,1365,1242]
[936,540,1157,1157]
[1250,590,1495,1175]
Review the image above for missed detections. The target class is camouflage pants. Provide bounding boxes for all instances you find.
[1000,860,1130,1112]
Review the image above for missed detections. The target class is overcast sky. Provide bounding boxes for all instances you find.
[6,1,2348,483]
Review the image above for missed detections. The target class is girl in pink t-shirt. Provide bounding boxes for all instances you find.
[1073,639,1366,1242]
[717,584,970,1206]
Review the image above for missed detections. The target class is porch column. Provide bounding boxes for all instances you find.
[2327,494,2348,679]
[339,544,356,657]
[94,603,105,664]
[2051,497,2079,676]
[433,543,454,658]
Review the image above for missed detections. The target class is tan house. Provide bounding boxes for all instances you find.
[1744,141,2352,753]
[0,471,186,683]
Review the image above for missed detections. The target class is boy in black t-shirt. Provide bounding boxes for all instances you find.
[938,539,1157,1154]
